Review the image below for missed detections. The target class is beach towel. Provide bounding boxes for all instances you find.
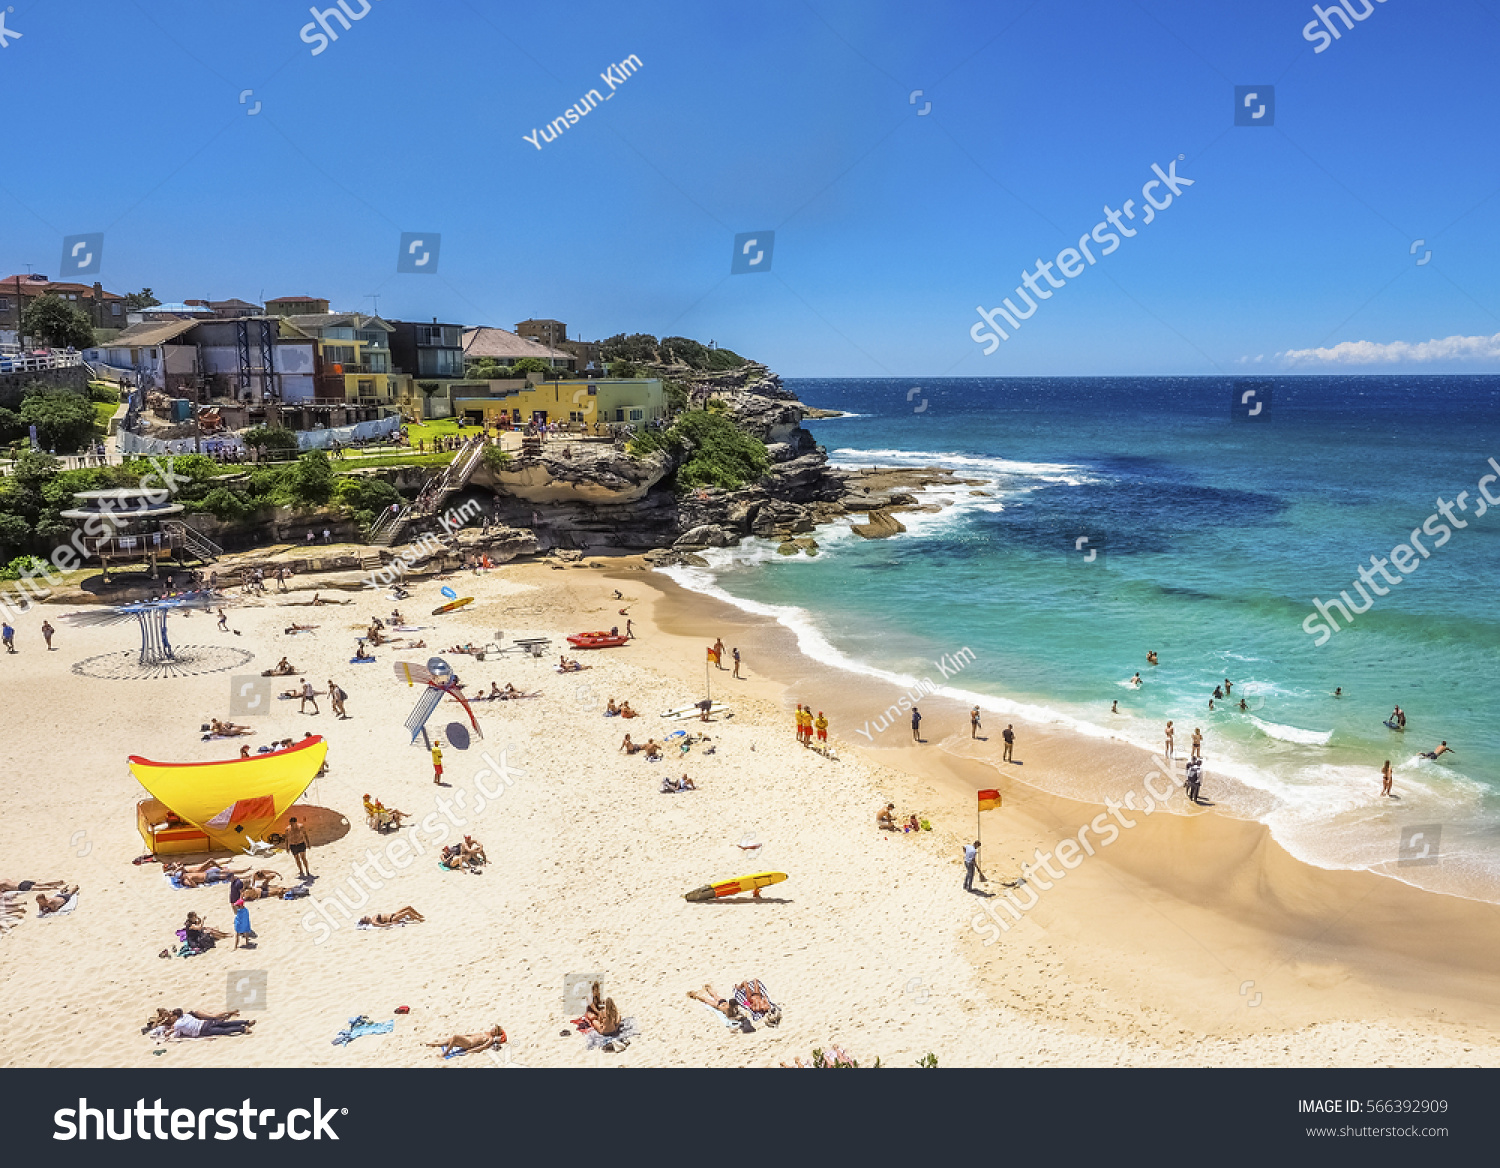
[584,1016,639,1051]
[733,980,781,1025]
[36,894,79,918]
[699,1001,742,1030]
[331,1015,394,1046]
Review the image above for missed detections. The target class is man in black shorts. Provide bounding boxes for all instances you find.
[1002,724,1015,762]
[285,817,312,878]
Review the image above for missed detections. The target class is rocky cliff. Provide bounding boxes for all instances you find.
[404,361,972,562]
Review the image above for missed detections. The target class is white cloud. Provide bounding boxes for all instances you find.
[1278,332,1500,366]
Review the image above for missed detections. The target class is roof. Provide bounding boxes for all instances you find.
[140,302,213,315]
[283,313,393,333]
[208,298,262,309]
[516,318,566,327]
[93,319,201,346]
[1,276,123,300]
[462,326,571,362]
[266,295,326,303]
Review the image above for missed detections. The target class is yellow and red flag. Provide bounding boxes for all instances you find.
[977,788,1001,812]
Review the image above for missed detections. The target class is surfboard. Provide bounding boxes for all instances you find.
[1384,720,1405,731]
[684,871,787,902]
[661,702,731,720]
[431,597,474,616]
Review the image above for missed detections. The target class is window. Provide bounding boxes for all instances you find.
[615,409,625,422]
[324,345,356,364]
[416,325,444,347]
[569,411,586,422]
[430,349,462,377]
[111,303,121,316]
[0,297,10,311]
[629,409,643,421]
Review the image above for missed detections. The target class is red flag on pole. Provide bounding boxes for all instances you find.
[977,789,1001,811]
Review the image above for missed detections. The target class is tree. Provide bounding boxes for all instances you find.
[243,426,299,454]
[19,388,96,452]
[600,333,659,363]
[510,358,552,376]
[122,288,161,310]
[670,411,769,491]
[284,449,336,506]
[20,294,94,349]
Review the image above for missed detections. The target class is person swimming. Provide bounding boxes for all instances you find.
[1420,740,1453,760]
[1129,673,1142,687]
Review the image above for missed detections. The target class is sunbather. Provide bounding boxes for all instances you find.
[358,907,425,927]
[687,985,742,1020]
[209,718,253,737]
[424,1024,506,1055]
[662,773,697,792]
[620,733,641,754]
[619,700,637,719]
[0,878,67,893]
[182,911,228,948]
[734,979,781,1026]
[458,835,488,865]
[264,657,295,677]
[165,860,250,887]
[168,1007,255,1038]
[36,885,79,914]
[284,623,316,634]
[643,739,662,760]
[363,795,409,829]
[584,982,621,1036]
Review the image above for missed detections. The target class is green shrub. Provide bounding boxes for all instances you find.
[282,449,336,506]
[0,554,48,581]
[19,388,96,453]
[243,426,299,452]
[480,445,511,473]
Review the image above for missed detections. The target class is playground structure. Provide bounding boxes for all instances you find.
[396,656,482,747]
[68,591,253,679]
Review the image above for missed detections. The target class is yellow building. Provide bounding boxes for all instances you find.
[453,377,666,427]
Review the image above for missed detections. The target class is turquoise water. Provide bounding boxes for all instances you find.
[665,377,1500,899]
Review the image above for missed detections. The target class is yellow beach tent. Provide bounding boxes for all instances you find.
[129,736,327,853]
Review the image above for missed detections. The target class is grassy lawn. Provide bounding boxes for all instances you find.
[338,451,456,472]
[92,400,118,438]
[403,416,482,446]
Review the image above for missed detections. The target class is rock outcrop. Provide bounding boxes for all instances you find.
[850,509,907,540]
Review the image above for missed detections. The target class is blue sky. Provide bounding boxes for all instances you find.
[2,0,1496,376]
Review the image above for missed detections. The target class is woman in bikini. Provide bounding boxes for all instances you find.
[584,983,621,1036]
[424,1024,506,1056]
[359,907,425,927]
[687,985,742,1020]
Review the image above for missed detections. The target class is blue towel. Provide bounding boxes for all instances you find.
[332,1015,395,1046]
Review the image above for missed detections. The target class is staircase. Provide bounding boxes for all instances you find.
[366,436,488,547]
[162,520,223,563]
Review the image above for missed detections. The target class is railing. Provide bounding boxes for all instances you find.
[0,350,85,373]
[162,520,222,562]
[366,436,486,546]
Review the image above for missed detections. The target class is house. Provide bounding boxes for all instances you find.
[85,320,202,393]
[389,319,473,419]
[515,318,604,371]
[191,298,263,319]
[126,302,215,325]
[264,295,331,317]
[462,326,575,371]
[0,273,127,344]
[276,313,408,406]
[451,377,666,428]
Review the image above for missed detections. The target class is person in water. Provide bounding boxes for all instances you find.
[1146,651,1157,665]
[1130,673,1142,687]
[1420,741,1452,760]
[1238,698,1247,711]
[1333,687,1343,698]
[1381,760,1394,797]
[1212,686,1223,700]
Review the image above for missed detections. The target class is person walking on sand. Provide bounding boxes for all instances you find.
[328,679,348,719]
[970,706,982,738]
[1002,724,1014,762]
[432,741,444,784]
[298,678,319,715]
[1164,721,1174,759]
[626,618,634,639]
[2,622,14,653]
[713,638,726,669]
[1381,759,1394,797]
[40,620,54,650]
[963,840,983,891]
[217,608,228,632]
[732,647,742,678]
[1191,727,1202,760]
[285,817,312,878]
[911,706,922,742]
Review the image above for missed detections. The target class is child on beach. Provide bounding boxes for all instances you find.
[232,899,254,949]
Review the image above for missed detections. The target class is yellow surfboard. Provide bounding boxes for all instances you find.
[684,871,787,902]
[431,597,474,615]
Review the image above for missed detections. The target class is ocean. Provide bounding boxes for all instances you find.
[663,376,1500,902]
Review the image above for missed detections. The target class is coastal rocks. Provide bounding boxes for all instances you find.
[473,444,671,506]
[643,548,709,568]
[850,509,906,540]
[675,524,739,549]
[776,536,819,556]
[749,499,812,537]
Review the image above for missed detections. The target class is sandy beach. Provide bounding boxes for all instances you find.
[3,556,1499,1069]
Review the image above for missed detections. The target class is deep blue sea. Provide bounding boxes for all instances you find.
[664,377,1500,900]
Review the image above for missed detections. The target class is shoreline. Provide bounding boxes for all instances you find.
[623,560,1500,1047]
